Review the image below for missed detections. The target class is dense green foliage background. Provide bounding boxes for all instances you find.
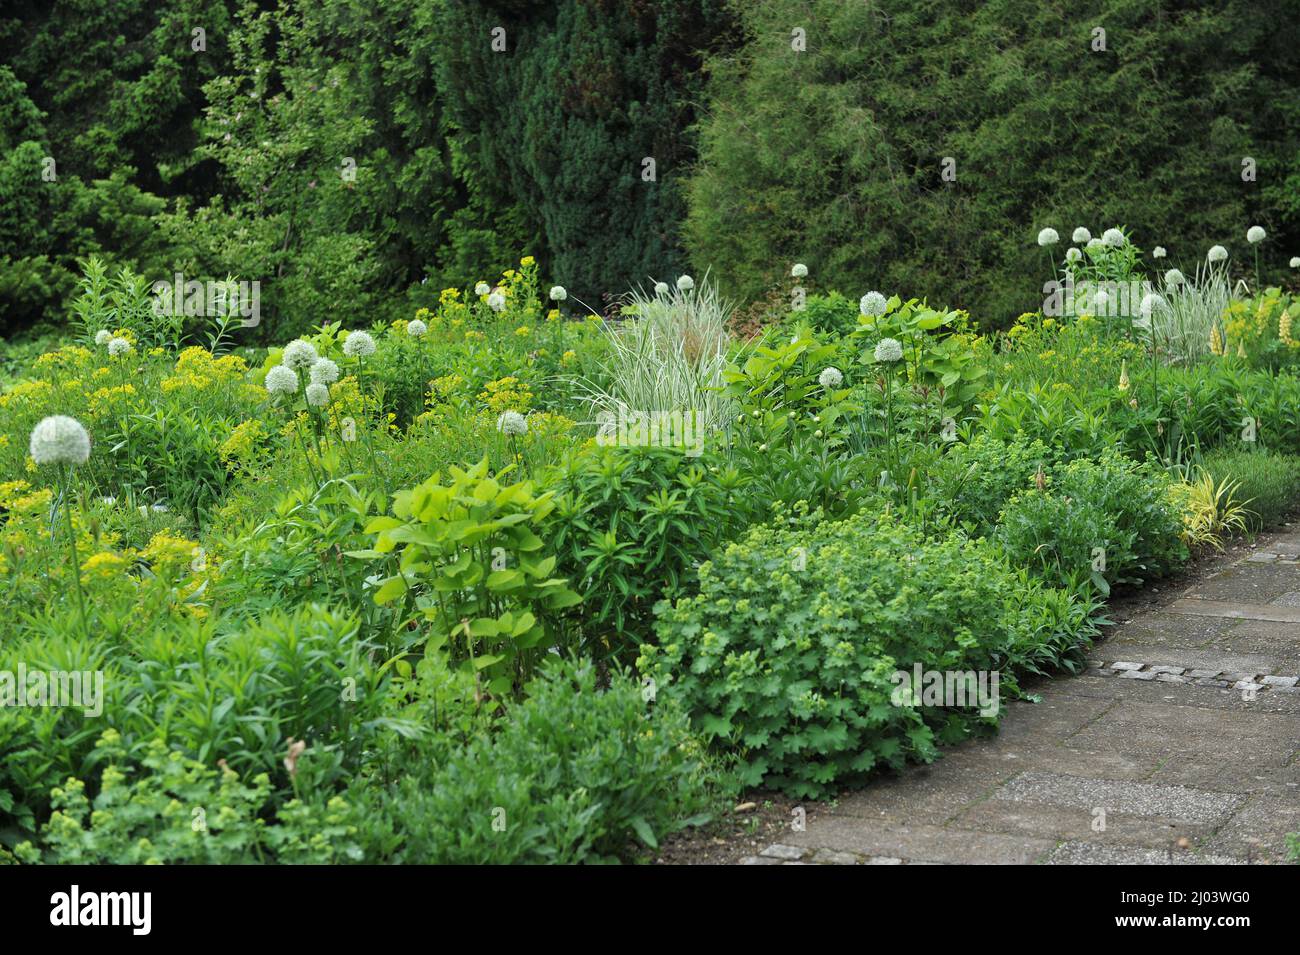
[1,0,1297,338]
[686,0,1300,321]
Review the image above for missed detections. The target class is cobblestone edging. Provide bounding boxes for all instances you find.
[1085,659,1300,693]
[741,844,908,865]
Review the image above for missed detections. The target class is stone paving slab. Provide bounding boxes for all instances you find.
[1201,794,1300,863]
[1205,617,1300,672]
[1184,561,1300,604]
[778,817,1056,864]
[996,771,1243,825]
[1100,611,1237,652]
[1170,597,1300,624]
[1146,758,1300,798]
[1043,842,1245,865]
[1065,699,1300,765]
[750,529,1300,864]
[952,799,1219,851]
[814,753,1017,827]
[1055,672,1300,717]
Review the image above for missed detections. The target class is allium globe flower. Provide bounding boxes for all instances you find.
[29,415,91,466]
[1164,268,1185,286]
[407,319,428,337]
[486,292,506,312]
[305,382,330,407]
[859,291,888,318]
[496,410,528,436]
[1037,227,1059,247]
[282,338,318,370]
[475,282,490,296]
[791,263,808,278]
[1086,237,1103,251]
[1290,257,1300,269]
[1207,245,1228,263]
[676,275,695,292]
[1152,246,1167,258]
[265,364,298,395]
[1065,247,1082,263]
[549,285,567,302]
[654,282,670,296]
[818,366,843,389]
[874,338,903,363]
[94,329,112,346]
[1102,228,1126,248]
[107,337,133,358]
[309,358,339,385]
[1247,226,1266,244]
[1072,227,1091,244]
[342,330,376,358]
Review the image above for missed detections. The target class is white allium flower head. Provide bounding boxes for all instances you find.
[1102,228,1126,248]
[1164,268,1185,286]
[676,275,695,292]
[475,282,490,296]
[1086,237,1103,251]
[309,358,339,385]
[1140,293,1165,318]
[791,263,808,278]
[859,291,888,317]
[548,285,567,302]
[282,338,318,370]
[305,382,330,407]
[1065,247,1082,263]
[1290,257,1300,269]
[29,415,91,467]
[874,338,903,363]
[818,366,843,389]
[1072,227,1091,244]
[486,292,506,312]
[342,330,376,357]
[407,319,427,337]
[94,329,112,346]
[1037,227,1059,247]
[1247,226,1266,244]
[1207,245,1228,263]
[654,281,670,296]
[1152,246,1167,258]
[496,410,528,436]
[107,337,133,358]
[265,364,298,395]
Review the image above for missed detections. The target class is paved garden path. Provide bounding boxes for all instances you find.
[745,528,1300,865]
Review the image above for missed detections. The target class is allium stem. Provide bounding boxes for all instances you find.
[58,463,88,633]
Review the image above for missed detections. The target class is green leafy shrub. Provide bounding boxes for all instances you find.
[1201,449,1300,530]
[932,433,1057,535]
[799,291,861,339]
[21,730,364,864]
[1002,570,1105,677]
[643,511,1075,798]
[720,325,879,521]
[361,457,581,694]
[997,451,1187,595]
[354,657,719,863]
[546,445,747,659]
